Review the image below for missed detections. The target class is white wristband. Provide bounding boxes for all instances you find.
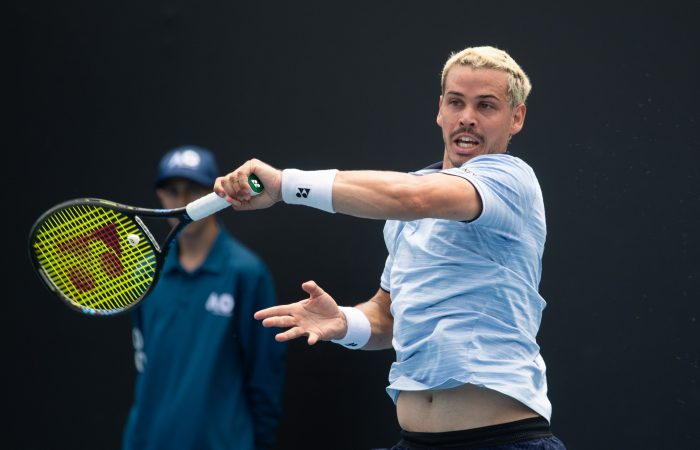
[281,169,338,213]
[331,306,371,349]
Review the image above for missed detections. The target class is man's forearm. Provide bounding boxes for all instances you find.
[332,170,480,221]
[355,288,394,350]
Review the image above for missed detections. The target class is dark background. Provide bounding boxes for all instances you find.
[7,1,699,449]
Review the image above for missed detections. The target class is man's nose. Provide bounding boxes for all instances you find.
[458,105,477,128]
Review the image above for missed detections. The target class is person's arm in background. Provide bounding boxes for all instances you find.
[237,260,286,450]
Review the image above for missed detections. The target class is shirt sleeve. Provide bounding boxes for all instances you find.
[235,260,286,450]
[441,155,536,236]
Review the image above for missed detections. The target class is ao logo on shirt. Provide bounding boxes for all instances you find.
[132,328,147,373]
[205,292,235,316]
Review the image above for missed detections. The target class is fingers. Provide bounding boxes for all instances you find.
[213,159,257,198]
[254,282,339,345]
[301,280,325,298]
[213,174,244,208]
[275,326,318,345]
[307,333,319,346]
[238,159,258,199]
[261,315,298,329]
[213,160,257,204]
[214,158,282,211]
[254,304,293,320]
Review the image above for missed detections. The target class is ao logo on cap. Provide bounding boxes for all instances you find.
[167,150,201,169]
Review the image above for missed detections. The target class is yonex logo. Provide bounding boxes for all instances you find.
[296,188,311,198]
[205,292,235,316]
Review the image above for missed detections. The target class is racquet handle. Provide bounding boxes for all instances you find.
[186,174,264,221]
[186,193,230,221]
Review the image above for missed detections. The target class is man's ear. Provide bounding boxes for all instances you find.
[510,103,526,136]
[436,95,444,127]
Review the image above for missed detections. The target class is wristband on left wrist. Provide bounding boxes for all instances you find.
[331,306,371,349]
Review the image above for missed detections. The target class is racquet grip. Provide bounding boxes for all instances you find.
[186,193,231,221]
[186,175,264,221]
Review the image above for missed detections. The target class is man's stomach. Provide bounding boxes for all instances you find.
[396,383,540,432]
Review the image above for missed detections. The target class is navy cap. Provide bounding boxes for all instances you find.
[155,145,220,188]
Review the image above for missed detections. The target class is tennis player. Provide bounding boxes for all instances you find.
[215,46,566,450]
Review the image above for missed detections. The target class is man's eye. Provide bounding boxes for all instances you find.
[479,103,494,109]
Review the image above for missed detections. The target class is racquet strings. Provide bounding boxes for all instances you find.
[31,204,157,315]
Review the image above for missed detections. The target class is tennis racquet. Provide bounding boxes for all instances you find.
[28,175,264,317]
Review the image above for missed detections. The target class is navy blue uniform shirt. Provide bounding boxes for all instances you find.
[122,228,285,450]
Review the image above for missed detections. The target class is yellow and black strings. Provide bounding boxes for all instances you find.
[32,204,157,313]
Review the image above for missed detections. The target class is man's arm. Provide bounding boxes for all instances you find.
[213,159,483,222]
[332,170,481,221]
[353,288,393,350]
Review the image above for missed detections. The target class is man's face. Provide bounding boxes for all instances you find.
[437,65,526,169]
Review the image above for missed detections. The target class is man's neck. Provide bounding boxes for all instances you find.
[177,220,219,272]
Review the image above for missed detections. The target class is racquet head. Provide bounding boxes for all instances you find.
[28,199,164,316]
[29,174,263,316]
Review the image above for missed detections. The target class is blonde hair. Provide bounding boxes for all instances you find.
[440,46,532,107]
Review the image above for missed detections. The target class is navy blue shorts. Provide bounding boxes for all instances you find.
[382,436,566,450]
[373,417,566,450]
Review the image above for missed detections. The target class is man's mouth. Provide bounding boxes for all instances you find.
[454,135,480,148]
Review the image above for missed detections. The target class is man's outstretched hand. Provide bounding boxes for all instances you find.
[254,281,348,345]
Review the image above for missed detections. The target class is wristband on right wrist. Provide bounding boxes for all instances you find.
[331,306,371,349]
[281,169,338,213]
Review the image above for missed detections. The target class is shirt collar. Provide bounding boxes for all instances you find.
[422,161,443,171]
[412,161,443,175]
[417,152,514,173]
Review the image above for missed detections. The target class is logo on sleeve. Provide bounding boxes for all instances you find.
[296,188,310,198]
[460,166,476,176]
[205,292,235,317]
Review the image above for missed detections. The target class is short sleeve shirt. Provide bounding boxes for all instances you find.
[380,154,552,421]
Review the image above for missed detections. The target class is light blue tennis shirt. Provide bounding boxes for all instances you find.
[380,153,552,421]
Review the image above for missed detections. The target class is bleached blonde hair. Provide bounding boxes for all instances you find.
[441,46,532,107]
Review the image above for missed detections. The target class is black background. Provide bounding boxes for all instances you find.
[7,1,699,449]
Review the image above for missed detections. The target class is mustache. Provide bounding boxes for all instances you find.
[449,127,484,142]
